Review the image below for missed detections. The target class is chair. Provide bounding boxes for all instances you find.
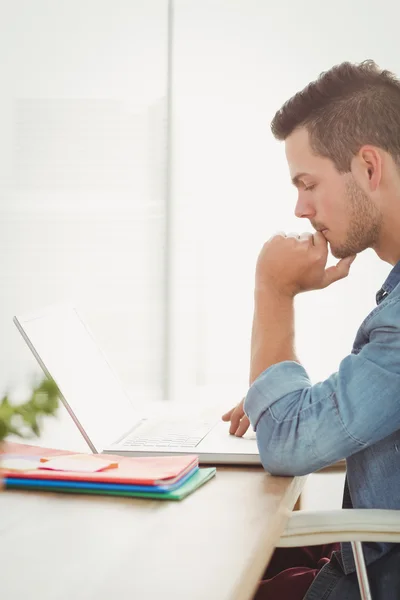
[278,509,400,600]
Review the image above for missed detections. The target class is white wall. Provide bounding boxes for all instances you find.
[0,1,168,399]
[169,0,397,403]
[2,0,399,414]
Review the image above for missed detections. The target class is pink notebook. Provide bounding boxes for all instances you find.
[0,442,198,486]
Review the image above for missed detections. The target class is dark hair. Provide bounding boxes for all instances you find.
[271,60,400,172]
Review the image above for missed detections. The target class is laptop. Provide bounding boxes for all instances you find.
[13,304,260,465]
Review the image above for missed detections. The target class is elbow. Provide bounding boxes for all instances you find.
[259,454,312,477]
[255,411,316,477]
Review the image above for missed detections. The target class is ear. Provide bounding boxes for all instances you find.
[351,146,382,192]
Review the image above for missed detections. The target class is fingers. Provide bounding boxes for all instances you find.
[221,407,235,421]
[234,415,250,437]
[227,402,245,435]
[284,231,315,243]
[312,231,328,248]
[269,230,287,241]
[221,399,250,436]
[298,232,313,242]
[323,255,357,287]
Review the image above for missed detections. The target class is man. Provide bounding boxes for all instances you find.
[222,60,400,599]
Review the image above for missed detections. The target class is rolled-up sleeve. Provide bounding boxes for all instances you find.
[244,295,400,476]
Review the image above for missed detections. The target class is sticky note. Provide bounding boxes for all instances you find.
[0,456,42,471]
[39,455,118,473]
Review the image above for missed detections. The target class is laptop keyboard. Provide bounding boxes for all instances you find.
[121,419,215,448]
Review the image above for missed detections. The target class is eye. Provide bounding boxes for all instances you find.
[304,184,316,192]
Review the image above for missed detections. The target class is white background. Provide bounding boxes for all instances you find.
[0,0,168,400]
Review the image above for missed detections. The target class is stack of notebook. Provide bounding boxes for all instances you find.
[0,442,216,500]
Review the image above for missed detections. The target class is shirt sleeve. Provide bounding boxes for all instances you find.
[244,294,400,476]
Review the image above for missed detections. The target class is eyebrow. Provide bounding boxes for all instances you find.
[291,172,310,187]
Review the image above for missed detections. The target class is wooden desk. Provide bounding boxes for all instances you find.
[1,458,304,600]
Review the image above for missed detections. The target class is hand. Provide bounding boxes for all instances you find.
[221,398,250,437]
[255,232,356,297]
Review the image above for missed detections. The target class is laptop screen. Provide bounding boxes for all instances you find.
[14,305,138,452]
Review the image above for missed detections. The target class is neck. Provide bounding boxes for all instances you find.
[373,187,400,265]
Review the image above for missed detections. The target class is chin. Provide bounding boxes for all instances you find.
[330,249,345,259]
[331,244,362,259]
[329,244,354,260]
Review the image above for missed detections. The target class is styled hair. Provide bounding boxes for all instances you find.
[271,60,400,172]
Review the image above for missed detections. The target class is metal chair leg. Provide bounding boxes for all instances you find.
[351,541,372,600]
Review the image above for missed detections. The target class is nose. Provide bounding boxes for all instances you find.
[294,193,316,219]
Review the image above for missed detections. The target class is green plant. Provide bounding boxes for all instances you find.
[0,378,59,444]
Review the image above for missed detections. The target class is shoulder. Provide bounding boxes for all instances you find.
[361,281,400,331]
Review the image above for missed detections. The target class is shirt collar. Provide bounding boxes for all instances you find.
[376,260,400,305]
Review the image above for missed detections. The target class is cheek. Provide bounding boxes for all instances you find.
[318,193,341,219]
[323,197,350,234]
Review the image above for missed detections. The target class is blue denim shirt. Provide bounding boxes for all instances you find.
[244,260,400,599]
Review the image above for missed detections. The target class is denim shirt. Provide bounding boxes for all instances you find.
[244,261,400,599]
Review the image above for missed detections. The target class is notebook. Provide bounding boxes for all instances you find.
[1,453,199,486]
[0,442,216,500]
[4,468,217,500]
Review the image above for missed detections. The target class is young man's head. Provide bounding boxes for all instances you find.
[271,60,400,262]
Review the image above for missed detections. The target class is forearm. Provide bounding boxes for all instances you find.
[249,287,299,385]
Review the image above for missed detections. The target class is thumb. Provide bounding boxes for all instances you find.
[323,255,356,287]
